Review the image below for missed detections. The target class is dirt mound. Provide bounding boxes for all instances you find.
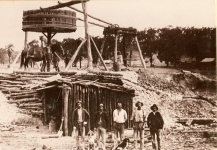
[173,70,216,91]
[133,69,217,128]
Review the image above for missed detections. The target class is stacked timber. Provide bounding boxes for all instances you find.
[0,72,58,117]
[0,71,136,122]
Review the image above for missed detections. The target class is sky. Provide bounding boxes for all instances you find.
[0,0,216,51]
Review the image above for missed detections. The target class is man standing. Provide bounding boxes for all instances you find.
[131,101,146,150]
[72,100,90,148]
[94,103,108,149]
[147,104,164,150]
[113,101,127,142]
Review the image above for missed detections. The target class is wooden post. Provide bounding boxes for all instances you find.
[63,86,70,136]
[135,36,146,69]
[42,92,47,124]
[129,48,133,67]
[65,39,86,71]
[90,36,108,71]
[47,32,52,45]
[113,35,119,71]
[114,35,118,63]
[82,2,93,70]
[24,31,28,49]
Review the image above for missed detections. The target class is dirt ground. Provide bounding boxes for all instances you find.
[0,124,217,150]
[0,64,216,150]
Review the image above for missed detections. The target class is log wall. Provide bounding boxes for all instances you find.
[67,83,133,135]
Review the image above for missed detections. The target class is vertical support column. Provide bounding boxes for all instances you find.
[24,31,28,49]
[113,35,119,71]
[47,32,52,45]
[63,86,70,136]
[114,35,118,63]
[42,92,47,125]
[129,48,133,67]
[82,2,93,69]
[135,36,146,69]
[122,36,127,67]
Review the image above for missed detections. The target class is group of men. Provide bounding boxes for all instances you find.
[72,100,164,150]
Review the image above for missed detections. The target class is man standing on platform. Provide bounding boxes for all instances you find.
[94,103,109,149]
[113,101,128,143]
[72,100,90,148]
[131,101,146,150]
[147,104,164,150]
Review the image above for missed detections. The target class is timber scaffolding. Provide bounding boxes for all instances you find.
[0,71,135,135]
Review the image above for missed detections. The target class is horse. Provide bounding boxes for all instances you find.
[20,41,64,72]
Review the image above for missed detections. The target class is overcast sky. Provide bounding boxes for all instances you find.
[0,0,215,51]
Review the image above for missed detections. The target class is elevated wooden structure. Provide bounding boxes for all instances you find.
[22,9,77,33]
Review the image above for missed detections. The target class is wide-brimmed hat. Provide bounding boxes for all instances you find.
[76,100,82,106]
[99,103,104,107]
[150,104,158,111]
[135,101,143,107]
[116,101,122,105]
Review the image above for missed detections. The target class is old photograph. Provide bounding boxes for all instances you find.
[0,0,216,149]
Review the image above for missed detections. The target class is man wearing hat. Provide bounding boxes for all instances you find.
[131,101,146,149]
[72,100,90,147]
[147,104,164,150]
[94,103,109,149]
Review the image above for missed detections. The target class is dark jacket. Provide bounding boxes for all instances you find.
[72,108,89,126]
[147,111,164,130]
[94,111,109,129]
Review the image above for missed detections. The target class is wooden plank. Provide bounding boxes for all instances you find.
[11,94,39,100]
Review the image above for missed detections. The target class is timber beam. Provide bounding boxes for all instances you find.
[41,0,89,10]
[103,26,137,36]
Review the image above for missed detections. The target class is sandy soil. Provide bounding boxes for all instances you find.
[0,64,216,150]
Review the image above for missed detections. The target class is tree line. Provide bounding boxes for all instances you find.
[60,27,215,67]
[0,27,215,67]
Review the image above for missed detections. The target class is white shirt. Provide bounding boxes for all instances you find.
[131,109,146,122]
[113,109,127,123]
[77,108,83,122]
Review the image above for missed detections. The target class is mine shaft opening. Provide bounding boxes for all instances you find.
[42,87,63,132]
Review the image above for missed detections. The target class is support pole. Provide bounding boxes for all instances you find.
[65,40,86,71]
[47,32,52,45]
[135,36,146,69]
[82,2,93,70]
[63,86,70,136]
[90,36,108,71]
[113,35,119,71]
[129,48,133,67]
[24,31,28,49]
[114,35,118,63]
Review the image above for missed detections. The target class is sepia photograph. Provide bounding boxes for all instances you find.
[0,0,216,149]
